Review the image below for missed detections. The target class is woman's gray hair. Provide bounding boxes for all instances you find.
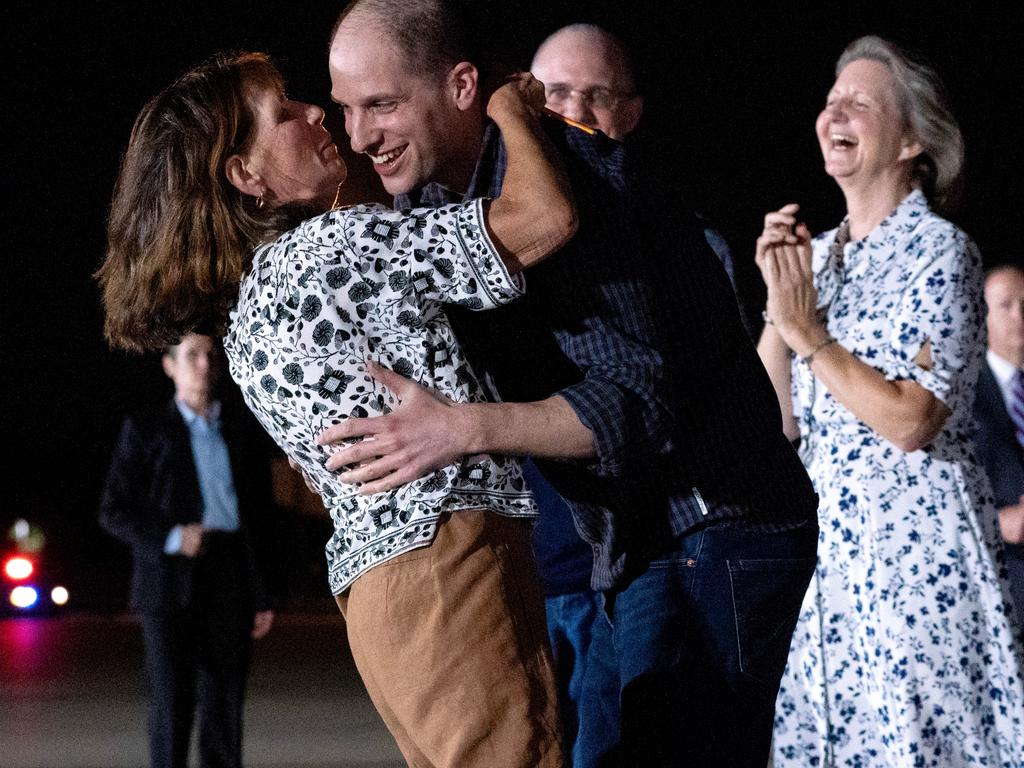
[837,35,963,215]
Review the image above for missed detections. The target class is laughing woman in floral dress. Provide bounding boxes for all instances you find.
[756,36,1023,767]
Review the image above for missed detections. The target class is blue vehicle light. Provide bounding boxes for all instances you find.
[10,585,39,609]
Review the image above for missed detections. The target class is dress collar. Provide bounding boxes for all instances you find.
[844,188,930,258]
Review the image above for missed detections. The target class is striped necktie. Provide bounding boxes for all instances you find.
[1010,368,1024,448]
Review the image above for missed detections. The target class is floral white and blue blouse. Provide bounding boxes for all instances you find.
[773,190,1024,768]
[224,200,536,594]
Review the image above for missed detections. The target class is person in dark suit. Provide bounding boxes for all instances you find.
[974,264,1024,621]
[99,333,277,768]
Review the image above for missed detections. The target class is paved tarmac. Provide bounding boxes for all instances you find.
[0,610,404,768]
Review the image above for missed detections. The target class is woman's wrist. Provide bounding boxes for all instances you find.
[779,322,831,358]
[800,336,837,365]
[488,97,540,131]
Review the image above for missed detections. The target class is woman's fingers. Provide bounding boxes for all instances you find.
[782,243,809,284]
[783,242,813,284]
[759,230,791,245]
[763,203,800,230]
[757,230,797,268]
[763,246,782,287]
[759,205,804,267]
[792,223,813,276]
[763,215,797,235]
[762,248,782,324]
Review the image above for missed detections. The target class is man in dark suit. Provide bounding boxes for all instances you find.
[974,265,1024,623]
[99,333,277,768]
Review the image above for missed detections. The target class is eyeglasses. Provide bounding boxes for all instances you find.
[544,85,635,111]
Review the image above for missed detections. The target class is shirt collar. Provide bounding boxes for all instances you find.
[395,122,501,209]
[176,398,221,428]
[987,349,1022,388]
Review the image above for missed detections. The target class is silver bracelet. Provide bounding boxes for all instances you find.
[802,336,837,365]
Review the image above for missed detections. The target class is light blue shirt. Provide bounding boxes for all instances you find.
[163,400,241,554]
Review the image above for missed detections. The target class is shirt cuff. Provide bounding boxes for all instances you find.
[557,380,633,477]
[163,525,183,555]
[455,198,526,307]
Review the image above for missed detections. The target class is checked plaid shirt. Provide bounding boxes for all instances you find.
[397,123,817,591]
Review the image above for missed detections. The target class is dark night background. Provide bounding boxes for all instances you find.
[4,2,1022,609]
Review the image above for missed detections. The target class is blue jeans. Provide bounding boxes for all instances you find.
[577,519,818,768]
[545,590,619,768]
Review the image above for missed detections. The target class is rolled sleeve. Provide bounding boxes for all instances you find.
[399,198,525,309]
[450,198,525,305]
[559,375,670,476]
[883,227,984,411]
[547,254,675,477]
[536,148,678,476]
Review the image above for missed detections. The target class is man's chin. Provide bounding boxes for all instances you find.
[379,173,419,197]
[191,388,215,404]
[377,157,431,197]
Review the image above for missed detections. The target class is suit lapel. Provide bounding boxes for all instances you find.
[978,365,1018,442]
[165,399,204,522]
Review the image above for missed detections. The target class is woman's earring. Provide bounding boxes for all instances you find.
[256,193,265,210]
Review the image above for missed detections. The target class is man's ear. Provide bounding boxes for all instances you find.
[225,153,264,197]
[161,352,175,381]
[620,94,645,136]
[448,61,479,112]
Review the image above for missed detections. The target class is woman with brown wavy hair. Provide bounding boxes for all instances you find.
[97,50,577,766]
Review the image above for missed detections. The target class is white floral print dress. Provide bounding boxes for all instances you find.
[224,200,536,594]
[773,190,1024,767]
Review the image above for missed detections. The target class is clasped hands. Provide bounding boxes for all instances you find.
[755,203,830,356]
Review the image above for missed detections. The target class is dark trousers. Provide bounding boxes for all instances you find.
[577,519,818,768]
[141,535,253,768]
[545,590,608,768]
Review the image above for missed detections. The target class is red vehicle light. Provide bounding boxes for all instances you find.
[4,557,34,581]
